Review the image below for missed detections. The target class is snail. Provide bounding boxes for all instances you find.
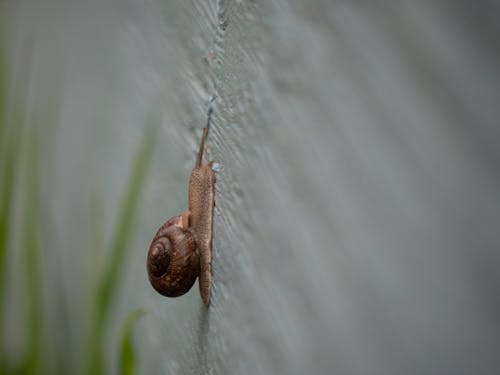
[147,124,216,306]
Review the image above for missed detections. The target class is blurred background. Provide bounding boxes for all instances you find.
[1,0,500,374]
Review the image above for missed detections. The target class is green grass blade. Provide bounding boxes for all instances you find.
[0,105,24,374]
[98,124,157,322]
[18,122,44,375]
[0,129,19,289]
[88,120,158,375]
[0,4,5,146]
[0,119,14,333]
[118,309,146,375]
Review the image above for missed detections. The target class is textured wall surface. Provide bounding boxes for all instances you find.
[2,1,500,374]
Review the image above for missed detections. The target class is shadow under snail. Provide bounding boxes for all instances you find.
[146,124,216,306]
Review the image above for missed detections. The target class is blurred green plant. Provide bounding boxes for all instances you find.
[87,121,158,375]
[0,41,39,375]
[19,119,43,375]
[0,120,158,375]
[0,17,159,369]
[0,28,11,340]
[0,94,43,375]
[119,309,146,375]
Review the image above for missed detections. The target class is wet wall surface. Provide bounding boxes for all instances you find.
[3,1,500,374]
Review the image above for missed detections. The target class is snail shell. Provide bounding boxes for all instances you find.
[147,214,199,297]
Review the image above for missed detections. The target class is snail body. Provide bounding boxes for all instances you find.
[147,127,215,306]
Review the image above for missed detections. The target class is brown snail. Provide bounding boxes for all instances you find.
[147,122,216,306]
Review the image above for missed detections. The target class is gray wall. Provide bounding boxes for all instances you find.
[2,0,500,374]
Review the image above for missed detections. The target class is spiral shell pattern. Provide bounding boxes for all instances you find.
[147,216,199,297]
